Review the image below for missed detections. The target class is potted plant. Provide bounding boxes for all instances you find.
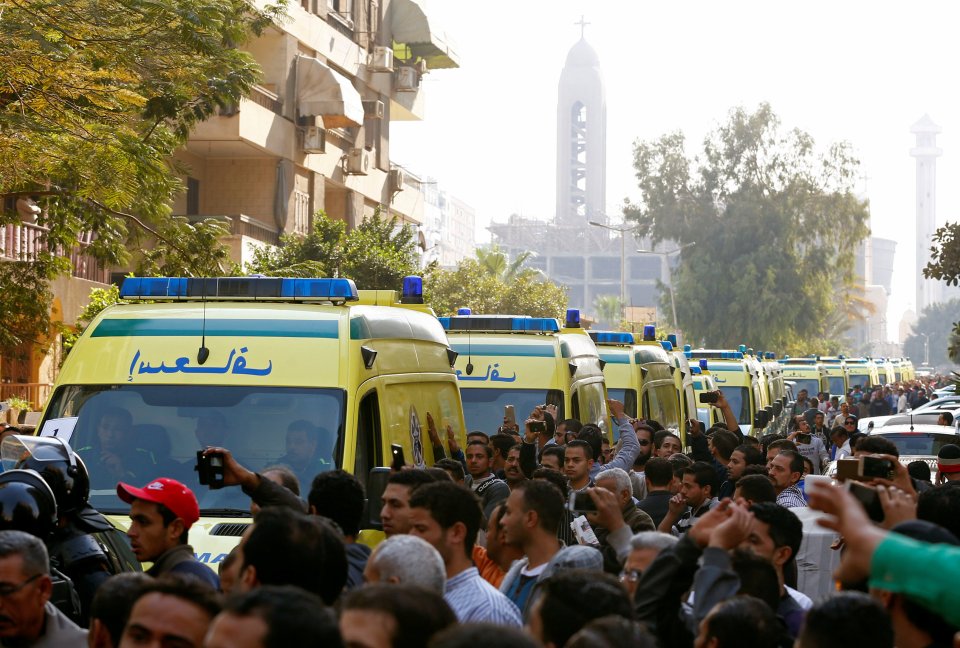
[6,396,31,425]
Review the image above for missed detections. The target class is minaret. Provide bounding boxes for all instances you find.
[910,114,942,312]
[555,17,606,228]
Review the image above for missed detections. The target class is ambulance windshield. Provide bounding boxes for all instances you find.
[42,384,345,514]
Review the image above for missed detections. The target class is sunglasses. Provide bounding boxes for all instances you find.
[637,439,652,446]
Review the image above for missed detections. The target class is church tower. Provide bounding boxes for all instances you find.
[555,19,606,228]
[910,114,942,312]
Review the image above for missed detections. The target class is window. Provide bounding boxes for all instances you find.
[719,386,751,425]
[607,388,638,418]
[186,178,200,216]
[294,190,310,234]
[354,390,381,478]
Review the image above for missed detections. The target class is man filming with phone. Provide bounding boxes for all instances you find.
[786,416,829,475]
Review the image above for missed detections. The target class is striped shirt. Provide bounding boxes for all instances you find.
[444,567,522,626]
[776,484,808,508]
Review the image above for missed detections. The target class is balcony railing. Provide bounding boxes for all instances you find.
[184,214,280,246]
[0,221,109,283]
[0,383,53,411]
[249,85,283,115]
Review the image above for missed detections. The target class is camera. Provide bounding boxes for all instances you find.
[860,456,895,480]
[529,420,547,433]
[796,433,812,445]
[195,451,225,489]
[699,392,719,404]
[568,491,597,513]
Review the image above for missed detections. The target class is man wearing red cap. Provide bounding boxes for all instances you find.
[118,477,219,590]
[936,444,960,485]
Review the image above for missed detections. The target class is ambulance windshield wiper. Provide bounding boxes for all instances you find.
[199,508,251,518]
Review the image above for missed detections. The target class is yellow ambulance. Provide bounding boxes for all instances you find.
[37,275,466,565]
[685,348,763,436]
[781,356,829,403]
[845,357,880,391]
[820,356,850,398]
[689,359,723,428]
[441,310,610,438]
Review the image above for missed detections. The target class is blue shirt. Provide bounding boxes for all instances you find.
[445,567,522,626]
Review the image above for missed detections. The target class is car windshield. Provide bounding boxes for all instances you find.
[789,379,820,398]
[460,389,558,434]
[881,433,960,457]
[848,374,872,390]
[719,387,751,425]
[42,385,345,514]
[642,383,680,431]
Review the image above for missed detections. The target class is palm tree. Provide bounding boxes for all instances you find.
[475,245,542,282]
[593,295,624,328]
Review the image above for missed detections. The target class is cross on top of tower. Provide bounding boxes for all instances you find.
[575,15,590,39]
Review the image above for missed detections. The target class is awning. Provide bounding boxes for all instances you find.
[389,0,460,70]
[296,55,364,128]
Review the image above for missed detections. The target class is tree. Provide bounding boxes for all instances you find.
[62,285,126,357]
[592,294,623,328]
[475,245,543,282]
[623,104,870,353]
[0,0,285,352]
[426,259,567,318]
[923,222,960,363]
[903,300,960,368]
[246,210,423,290]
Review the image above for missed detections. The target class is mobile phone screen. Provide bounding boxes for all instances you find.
[390,444,405,471]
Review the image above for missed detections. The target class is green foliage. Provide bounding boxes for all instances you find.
[923,223,960,363]
[623,104,870,353]
[136,218,240,277]
[475,245,543,282]
[6,396,32,411]
[0,262,56,353]
[62,285,126,356]
[593,294,623,328]
[903,299,960,368]
[425,259,567,318]
[246,210,422,290]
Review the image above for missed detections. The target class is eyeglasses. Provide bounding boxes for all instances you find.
[845,421,856,426]
[619,568,641,584]
[0,573,42,598]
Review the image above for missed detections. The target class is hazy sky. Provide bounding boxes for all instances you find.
[391,1,960,340]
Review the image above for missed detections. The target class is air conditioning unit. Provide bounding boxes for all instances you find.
[345,148,371,175]
[302,126,325,153]
[396,66,419,92]
[389,168,405,193]
[362,100,385,120]
[415,59,428,75]
[368,46,394,72]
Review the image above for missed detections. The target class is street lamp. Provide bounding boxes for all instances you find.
[636,242,696,329]
[919,333,930,366]
[588,220,640,322]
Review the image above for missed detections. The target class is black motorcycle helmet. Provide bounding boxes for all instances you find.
[1,435,90,516]
[0,469,59,539]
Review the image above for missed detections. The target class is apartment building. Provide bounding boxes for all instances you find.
[0,0,458,409]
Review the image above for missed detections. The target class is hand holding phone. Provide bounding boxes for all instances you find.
[195,450,226,489]
[504,405,516,428]
[847,481,884,522]
[568,491,598,512]
[699,391,720,404]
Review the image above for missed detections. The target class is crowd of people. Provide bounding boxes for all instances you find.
[1,379,959,647]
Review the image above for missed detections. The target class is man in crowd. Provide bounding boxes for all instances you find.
[768,450,808,508]
[936,444,960,484]
[539,446,565,473]
[277,420,330,488]
[658,461,719,535]
[792,389,810,416]
[830,423,854,461]
[564,440,595,492]
[308,470,369,589]
[499,480,564,615]
[363,534,447,593]
[788,416,829,475]
[465,440,510,519]
[724,443,766,499]
[734,473,778,505]
[619,531,677,599]
[119,575,221,648]
[88,572,151,648]
[503,444,528,491]
[204,586,341,648]
[118,477,219,589]
[637,457,675,527]
[489,433,516,477]
[628,423,656,500]
[694,596,781,648]
[527,571,633,648]
[380,470,437,537]
[238,507,347,606]
[407,481,521,625]
[0,530,87,646]
[473,504,523,588]
[339,584,455,648]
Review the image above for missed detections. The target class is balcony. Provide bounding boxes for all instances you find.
[0,221,109,283]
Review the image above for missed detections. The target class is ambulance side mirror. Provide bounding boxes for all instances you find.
[362,467,391,530]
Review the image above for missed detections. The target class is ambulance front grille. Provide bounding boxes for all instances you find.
[210,523,251,537]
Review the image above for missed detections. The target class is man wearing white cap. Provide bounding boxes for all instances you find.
[118,477,219,589]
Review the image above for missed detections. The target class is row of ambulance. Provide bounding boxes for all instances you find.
[34,274,914,559]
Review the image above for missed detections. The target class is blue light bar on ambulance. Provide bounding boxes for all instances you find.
[691,366,702,375]
[588,331,635,345]
[699,359,709,371]
[457,308,472,315]
[439,315,560,333]
[643,325,656,341]
[400,276,424,304]
[660,341,674,351]
[565,309,581,328]
[738,344,747,353]
[765,352,776,359]
[119,277,359,301]
[667,334,678,348]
